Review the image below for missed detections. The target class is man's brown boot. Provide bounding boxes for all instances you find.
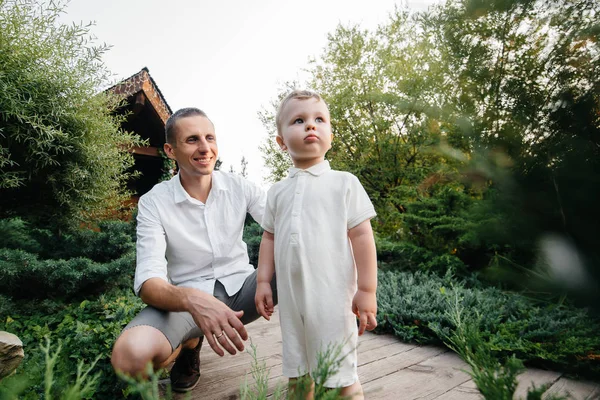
[170,337,203,392]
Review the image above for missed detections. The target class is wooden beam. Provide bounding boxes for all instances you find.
[130,146,160,157]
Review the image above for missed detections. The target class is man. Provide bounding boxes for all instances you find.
[111,108,277,392]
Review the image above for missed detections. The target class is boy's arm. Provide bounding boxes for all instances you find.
[255,231,276,320]
[348,219,378,335]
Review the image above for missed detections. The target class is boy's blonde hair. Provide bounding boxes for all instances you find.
[275,90,324,135]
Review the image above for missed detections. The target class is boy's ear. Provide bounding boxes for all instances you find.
[276,135,287,151]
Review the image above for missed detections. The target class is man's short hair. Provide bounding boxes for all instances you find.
[165,108,210,144]
[275,90,323,135]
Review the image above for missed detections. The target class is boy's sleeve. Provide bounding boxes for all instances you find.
[346,174,377,230]
[261,186,276,234]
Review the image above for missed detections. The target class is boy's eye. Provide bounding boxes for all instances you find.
[294,118,304,124]
[316,117,324,123]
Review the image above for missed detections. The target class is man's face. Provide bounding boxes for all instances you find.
[276,98,333,169]
[164,115,218,179]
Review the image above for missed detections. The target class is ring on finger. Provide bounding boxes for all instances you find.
[215,331,225,339]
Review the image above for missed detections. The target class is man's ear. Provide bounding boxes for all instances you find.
[276,135,287,151]
[164,142,176,160]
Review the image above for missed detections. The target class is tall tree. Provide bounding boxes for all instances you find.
[0,0,142,229]
[260,0,600,283]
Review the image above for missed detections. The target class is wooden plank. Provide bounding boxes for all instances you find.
[543,377,600,400]
[362,352,472,399]
[359,345,448,384]
[165,307,600,400]
[513,368,562,399]
[433,383,482,400]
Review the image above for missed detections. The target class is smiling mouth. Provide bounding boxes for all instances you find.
[193,157,212,164]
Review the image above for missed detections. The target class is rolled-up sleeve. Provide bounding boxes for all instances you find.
[245,179,266,225]
[133,195,169,296]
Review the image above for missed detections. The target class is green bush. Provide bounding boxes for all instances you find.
[0,217,135,261]
[0,218,136,299]
[376,236,467,274]
[434,292,566,400]
[376,270,600,379]
[0,249,135,299]
[243,221,263,267]
[0,0,143,230]
[0,287,145,399]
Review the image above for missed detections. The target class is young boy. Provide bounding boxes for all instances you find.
[255,90,378,399]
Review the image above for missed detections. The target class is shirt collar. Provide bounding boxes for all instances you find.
[172,171,228,204]
[288,160,331,178]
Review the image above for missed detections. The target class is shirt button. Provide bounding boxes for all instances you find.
[292,212,299,216]
[296,191,300,194]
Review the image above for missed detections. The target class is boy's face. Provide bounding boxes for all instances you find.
[163,115,218,179]
[276,98,333,170]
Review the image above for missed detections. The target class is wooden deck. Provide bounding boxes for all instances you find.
[171,310,600,399]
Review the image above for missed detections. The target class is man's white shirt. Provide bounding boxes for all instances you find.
[134,171,265,296]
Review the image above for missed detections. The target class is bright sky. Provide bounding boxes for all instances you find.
[61,0,440,186]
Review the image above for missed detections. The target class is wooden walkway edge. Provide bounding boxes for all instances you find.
[170,309,599,399]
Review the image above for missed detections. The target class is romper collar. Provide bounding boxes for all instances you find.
[288,160,331,178]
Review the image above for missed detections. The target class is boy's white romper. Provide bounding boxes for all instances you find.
[261,160,376,387]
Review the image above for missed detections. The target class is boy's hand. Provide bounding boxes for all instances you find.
[352,289,377,336]
[255,281,274,320]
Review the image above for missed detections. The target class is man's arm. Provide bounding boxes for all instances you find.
[255,231,275,320]
[139,278,248,357]
[135,195,247,356]
[243,177,267,225]
[348,219,378,336]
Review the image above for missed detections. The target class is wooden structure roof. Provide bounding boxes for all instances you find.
[107,67,173,197]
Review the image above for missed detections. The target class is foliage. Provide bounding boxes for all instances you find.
[433,291,566,400]
[243,221,263,267]
[259,0,600,293]
[0,287,145,399]
[117,363,183,400]
[157,147,177,183]
[428,0,600,303]
[257,84,297,184]
[0,217,136,299]
[376,236,467,274]
[239,343,286,400]
[376,269,600,379]
[240,342,344,400]
[0,0,143,230]
[0,248,135,299]
[0,338,101,400]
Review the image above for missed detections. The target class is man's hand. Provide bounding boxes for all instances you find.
[352,289,378,336]
[255,281,274,320]
[185,290,248,357]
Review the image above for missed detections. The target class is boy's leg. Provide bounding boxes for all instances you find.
[339,380,364,400]
[288,376,314,400]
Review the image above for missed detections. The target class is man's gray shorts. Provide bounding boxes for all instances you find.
[123,270,277,351]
